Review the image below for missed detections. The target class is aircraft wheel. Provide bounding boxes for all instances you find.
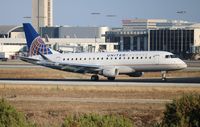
[161,71,167,81]
[107,77,115,81]
[91,75,99,81]
[162,77,167,81]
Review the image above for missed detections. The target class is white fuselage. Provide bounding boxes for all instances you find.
[34,51,187,74]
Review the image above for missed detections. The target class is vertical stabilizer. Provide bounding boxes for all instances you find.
[23,23,53,56]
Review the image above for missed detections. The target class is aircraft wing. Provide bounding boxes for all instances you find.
[58,62,101,73]
[38,53,101,73]
[20,55,101,73]
[36,61,101,73]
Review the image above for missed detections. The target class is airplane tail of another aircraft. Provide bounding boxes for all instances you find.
[23,23,58,56]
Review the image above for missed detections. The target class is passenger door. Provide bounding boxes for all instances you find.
[153,54,159,65]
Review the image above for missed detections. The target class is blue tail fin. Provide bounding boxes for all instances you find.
[23,23,52,56]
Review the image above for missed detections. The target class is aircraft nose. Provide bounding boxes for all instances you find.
[179,60,187,69]
[182,62,187,68]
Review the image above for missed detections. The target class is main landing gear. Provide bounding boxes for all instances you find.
[91,75,99,81]
[161,71,167,81]
[91,75,116,81]
[107,77,115,81]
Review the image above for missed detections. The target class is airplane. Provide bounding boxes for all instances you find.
[20,23,187,81]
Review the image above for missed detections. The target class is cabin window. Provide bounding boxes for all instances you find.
[75,58,78,60]
[119,57,121,59]
[128,57,130,59]
[89,58,91,60]
[132,57,134,59]
[84,58,86,60]
[93,58,95,60]
[101,57,103,60]
[140,57,143,59]
[136,57,138,59]
[106,57,109,60]
[115,57,117,60]
[80,58,82,60]
[149,57,151,59]
[67,58,69,60]
[63,58,65,61]
[97,58,99,60]
[71,58,73,60]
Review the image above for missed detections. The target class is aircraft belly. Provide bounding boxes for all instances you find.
[118,66,134,73]
[132,64,179,72]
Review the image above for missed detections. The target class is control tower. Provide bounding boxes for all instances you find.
[32,0,53,31]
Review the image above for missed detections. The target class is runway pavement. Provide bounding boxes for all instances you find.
[0,77,200,86]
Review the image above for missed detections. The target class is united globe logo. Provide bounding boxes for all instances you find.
[29,37,52,56]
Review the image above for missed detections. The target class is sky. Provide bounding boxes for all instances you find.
[0,0,199,27]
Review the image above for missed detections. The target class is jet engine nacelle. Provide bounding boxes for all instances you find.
[102,68,119,77]
[128,72,144,77]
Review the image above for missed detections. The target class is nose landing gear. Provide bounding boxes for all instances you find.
[161,71,167,81]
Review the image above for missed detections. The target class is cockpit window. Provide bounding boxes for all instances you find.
[165,55,170,58]
[171,55,176,58]
[165,55,176,58]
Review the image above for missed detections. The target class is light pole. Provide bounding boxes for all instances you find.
[176,11,186,14]
[23,16,32,23]
[91,12,101,44]
[90,12,101,27]
[106,14,117,27]
[176,11,186,22]
[106,14,116,18]
[91,12,101,15]
[37,16,47,37]
[23,16,32,19]
[23,16,46,36]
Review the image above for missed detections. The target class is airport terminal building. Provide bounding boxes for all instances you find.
[0,25,117,58]
[105,19,200,57]
[149,28,200,56]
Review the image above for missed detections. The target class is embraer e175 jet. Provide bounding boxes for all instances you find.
[20,23,187,81]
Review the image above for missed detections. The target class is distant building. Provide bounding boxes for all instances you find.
[0,25,117,58]
[32,0,53,31]
[105,29,148,51]
[105,19,200,57]
[0,25,24,38]
[150,29,200,56]
[122,19,194,30]
[40,26,110,40]
[149,21,200,56]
